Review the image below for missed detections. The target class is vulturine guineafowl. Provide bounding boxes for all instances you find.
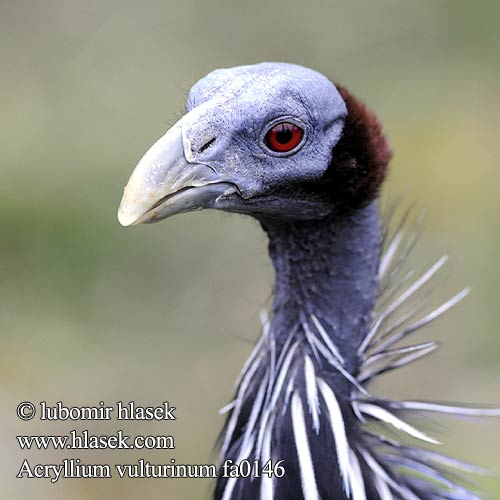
[118,62,499,500]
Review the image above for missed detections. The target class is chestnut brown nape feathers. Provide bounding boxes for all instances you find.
[324,85,392,210]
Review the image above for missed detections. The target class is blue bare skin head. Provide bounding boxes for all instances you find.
[117,62,349,226]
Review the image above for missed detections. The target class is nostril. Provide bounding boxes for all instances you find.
[199,137,216,153]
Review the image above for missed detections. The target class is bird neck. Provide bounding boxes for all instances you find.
[260,200,381,364]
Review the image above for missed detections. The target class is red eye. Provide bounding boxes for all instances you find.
[264,122,304,153]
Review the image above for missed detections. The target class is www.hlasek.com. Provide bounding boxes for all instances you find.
[15,400,285,482]
[17,430,175,451]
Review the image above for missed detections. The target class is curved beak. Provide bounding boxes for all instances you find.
[117,126,237,226]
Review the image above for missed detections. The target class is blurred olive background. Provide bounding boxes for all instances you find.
[1,1,499,499]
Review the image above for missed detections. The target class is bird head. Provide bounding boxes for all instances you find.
[118,62,391,226]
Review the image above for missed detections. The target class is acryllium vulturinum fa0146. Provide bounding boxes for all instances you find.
[118,63,499,500]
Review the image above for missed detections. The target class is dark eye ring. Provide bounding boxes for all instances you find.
[264,122,304,153]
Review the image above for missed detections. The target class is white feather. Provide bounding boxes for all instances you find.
[304,356,320,433]
[235,324,265,387]
[364,341,438,365]
[256,343,297,457]
[310,314,345,364]
[317,378,351,497]
[303,321,322,363]
[359,343,438,383]
[260,417,274,500]
[391,400,500,417]
[221,354,262,459]
[312,336,368,395]
[360,450,420,500]
[268,342,299,409]
[240,378,267,454]
[373,474,394,500]
[372,288,470,354]
[359,403,440,444]
[348,448,367,500]
[291,392,320,500]
[218,400,235,415]
[359,256,449,356]
[256,410,274,461]
[221,436,255,500]
[379,230,403,280]
[282,365,298,416]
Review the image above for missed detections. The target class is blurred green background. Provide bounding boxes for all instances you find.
[1,1,499,499]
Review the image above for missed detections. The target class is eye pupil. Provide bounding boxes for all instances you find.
[265,122,304,153]
[275,125,293,144]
